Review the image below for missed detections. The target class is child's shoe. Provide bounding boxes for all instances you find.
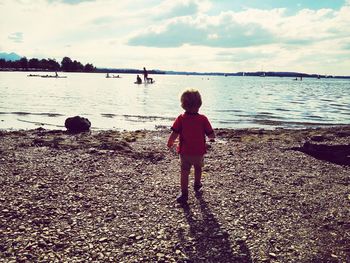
[194,183,203,192]
[176,192,188,203]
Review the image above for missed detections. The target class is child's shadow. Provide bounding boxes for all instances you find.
[178,192,252,262]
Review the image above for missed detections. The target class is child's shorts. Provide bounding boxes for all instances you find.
[180,154,204,172]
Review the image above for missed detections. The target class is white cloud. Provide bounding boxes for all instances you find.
[152,0,211,19]
[8,32,24,43]
[128,12,276,48]
[48,0,95,4]
[128,4,350,49]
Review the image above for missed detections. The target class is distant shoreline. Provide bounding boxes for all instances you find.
[1,53,349,78]
[1,68,350,79]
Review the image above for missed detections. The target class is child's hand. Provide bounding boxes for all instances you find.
[168,142,178,155]
[207,133,215,143]
[167,141,174,148]
[167,131,178,149]
[206,139,214,151]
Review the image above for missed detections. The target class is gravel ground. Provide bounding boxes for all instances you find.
[0,126,349,262]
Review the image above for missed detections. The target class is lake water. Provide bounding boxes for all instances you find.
[0,71,349,131]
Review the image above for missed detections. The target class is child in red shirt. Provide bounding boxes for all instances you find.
[167,89,215,203]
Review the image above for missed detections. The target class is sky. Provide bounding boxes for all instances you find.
[1,0,350,75]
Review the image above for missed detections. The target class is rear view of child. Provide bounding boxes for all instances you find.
[167,89,215,203]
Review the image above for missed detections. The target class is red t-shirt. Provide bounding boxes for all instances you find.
[171,112,214,155]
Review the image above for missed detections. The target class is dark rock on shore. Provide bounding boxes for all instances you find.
[292,142,350,165]
[64,116,91,133]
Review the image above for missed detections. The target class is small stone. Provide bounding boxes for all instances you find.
[99,237,107,242]
[38,240,47,248]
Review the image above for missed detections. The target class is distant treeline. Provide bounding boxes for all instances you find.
[165,71,350,79]
[238,71,350,79]
[0,56,96,72]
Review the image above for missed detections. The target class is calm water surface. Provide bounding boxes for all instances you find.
[0,71,349,130]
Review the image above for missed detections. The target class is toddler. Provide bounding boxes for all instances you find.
[167,89,215,203]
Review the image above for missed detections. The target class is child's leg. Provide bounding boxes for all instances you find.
[177,155,191,203]
[177,168,190,203]
[193,155,204,188]
[194,165,202,186]
[180,169,190,194]
[180,155,192,194]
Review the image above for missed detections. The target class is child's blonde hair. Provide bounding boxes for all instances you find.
[181,89,202,112]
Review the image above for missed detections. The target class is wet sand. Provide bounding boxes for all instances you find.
[0,126,349,262]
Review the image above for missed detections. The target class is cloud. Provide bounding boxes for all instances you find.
[47,0,95,5]
[128,13,276,48]
[127,2,350,54]
[153,0,210,20]
[8,32,23,43]
[343,42,350,50]
[216,50,274,62]
[91,16,115,25]
[157,1,198,19]
[126,8,294,48]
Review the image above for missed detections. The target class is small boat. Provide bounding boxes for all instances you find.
[106,73,121,78]
[27,74,41,77]
[145,78,155,84]
[134,80,155,85]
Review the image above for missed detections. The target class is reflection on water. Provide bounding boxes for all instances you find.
[0,72,349,130]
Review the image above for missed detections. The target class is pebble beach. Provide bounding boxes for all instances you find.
[0,126,349,262]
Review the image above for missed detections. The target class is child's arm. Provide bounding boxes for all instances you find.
[167,131,179,148]
[204,116,215,142]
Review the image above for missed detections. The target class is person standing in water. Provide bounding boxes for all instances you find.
[143,67,148,82]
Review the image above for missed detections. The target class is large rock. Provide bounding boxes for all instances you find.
[65,116,91,133]
[292,142,350,165]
